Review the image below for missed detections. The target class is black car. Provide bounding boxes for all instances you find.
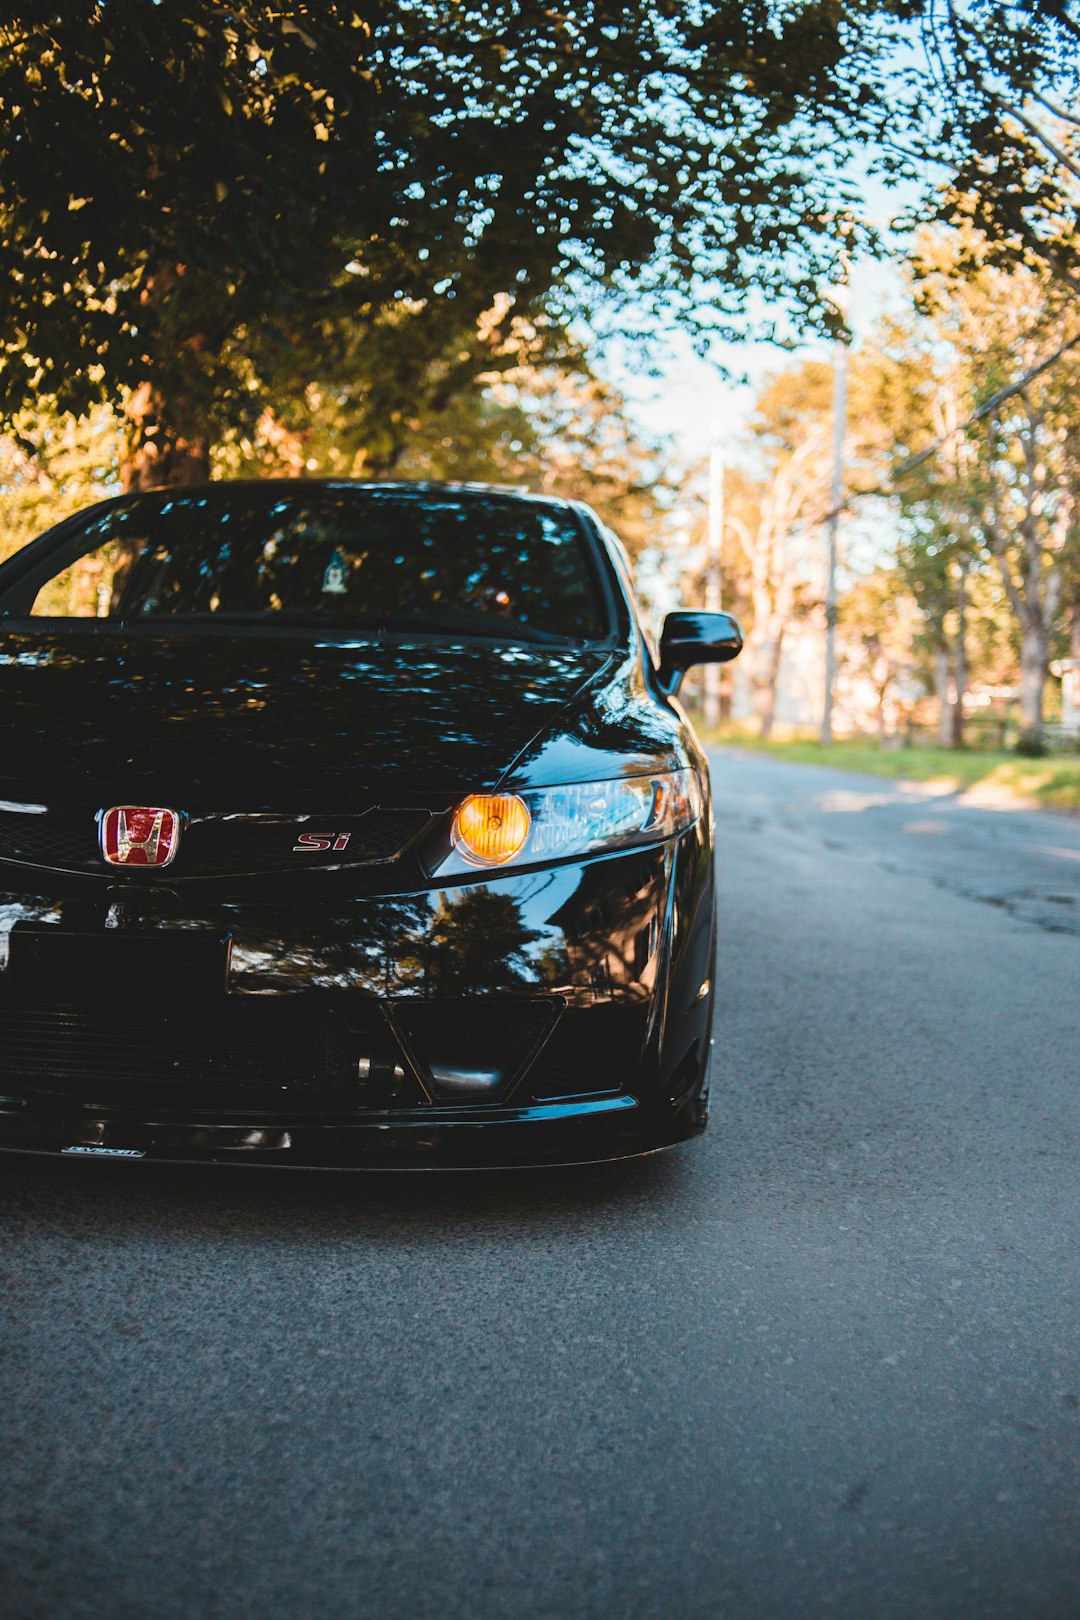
[0,481,742,1168]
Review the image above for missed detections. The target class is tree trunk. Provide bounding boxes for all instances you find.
[877,679,890,742]
[1064,606,1080,733]
[752,672,776,739]
[1019,623,1049,734]
[950,567,968,748]
[934,640,952,745]
[122,382,210,490]
[752,624,784,739]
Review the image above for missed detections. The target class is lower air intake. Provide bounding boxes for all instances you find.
[0,1000,351,1109]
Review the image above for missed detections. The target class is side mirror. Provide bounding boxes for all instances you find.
[657,610,744,694]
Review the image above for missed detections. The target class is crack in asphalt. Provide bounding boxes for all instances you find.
[932,880,1080,936]
[715,801,1080,937]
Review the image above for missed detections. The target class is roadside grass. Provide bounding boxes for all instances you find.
[697,725,1080,811]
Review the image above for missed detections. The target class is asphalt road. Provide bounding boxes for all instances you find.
[2,748,1079,1620]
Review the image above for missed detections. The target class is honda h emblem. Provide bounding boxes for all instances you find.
[100,806,181,868]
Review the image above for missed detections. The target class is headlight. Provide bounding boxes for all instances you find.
[428,769,703,877]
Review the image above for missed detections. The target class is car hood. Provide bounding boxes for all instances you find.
[0,630,615,805]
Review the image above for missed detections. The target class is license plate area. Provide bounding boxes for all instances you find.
[0,998,349,1104]
[5,924,232,1002]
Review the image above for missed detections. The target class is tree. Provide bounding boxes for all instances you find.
[0,405,120,565]
[210,330,678,557]
[895,532,971,744]
[906,234,1080,735]
[869,318,981,744]
[709,354,896,737]
[912,2,1080,290]
[724,451,826,738]
[0,4,866,483]
[840,568,919,741]
[4,4,1079,488]
[212,298,579,483]
[1,343,673,577]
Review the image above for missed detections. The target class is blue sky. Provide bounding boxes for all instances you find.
[608,168,921,470]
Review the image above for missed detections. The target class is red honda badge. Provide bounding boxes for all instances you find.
[100,806,181,868]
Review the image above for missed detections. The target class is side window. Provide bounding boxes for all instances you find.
[602,524,657,662]
[29,537,149,618]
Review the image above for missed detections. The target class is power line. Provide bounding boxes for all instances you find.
[890,325,1080,484]
[818,322,1080,522]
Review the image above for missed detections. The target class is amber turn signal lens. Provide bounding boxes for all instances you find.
[452,794,531,867]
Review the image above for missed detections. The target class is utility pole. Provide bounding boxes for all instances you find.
[702,430,724,730]
[820,306,849,746]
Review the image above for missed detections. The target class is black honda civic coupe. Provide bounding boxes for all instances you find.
[0,481,742,1168]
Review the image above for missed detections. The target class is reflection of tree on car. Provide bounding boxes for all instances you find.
[400,889,543,995]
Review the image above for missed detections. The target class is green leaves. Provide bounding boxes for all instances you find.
[1,3,1077,481]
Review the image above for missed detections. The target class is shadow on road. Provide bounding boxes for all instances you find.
[0,1144,693,1246]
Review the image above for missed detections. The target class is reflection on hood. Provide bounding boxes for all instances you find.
[0,630,614,801]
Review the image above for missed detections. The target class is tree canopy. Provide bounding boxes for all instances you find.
[2,3,1078,484]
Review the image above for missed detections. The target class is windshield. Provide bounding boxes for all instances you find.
[9,486,607,642]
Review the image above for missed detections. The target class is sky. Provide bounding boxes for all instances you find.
[609,168,921,473]
[624,255,904,460]
[609,211,917,617]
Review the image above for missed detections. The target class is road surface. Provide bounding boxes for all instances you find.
[2,748,1079,1619]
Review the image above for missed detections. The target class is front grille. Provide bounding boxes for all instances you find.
[0,814,93,871]
[0,990,630,1115]
[0,999,351,1109]
[181,809,429,876]
[0,806,432,880]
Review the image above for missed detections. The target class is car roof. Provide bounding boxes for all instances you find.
[111,478,581,511]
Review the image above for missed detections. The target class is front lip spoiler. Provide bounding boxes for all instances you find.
[0,1092,704,1170]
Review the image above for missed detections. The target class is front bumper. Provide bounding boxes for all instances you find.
[0,834,715,1168]
[0,1091,707,1170]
